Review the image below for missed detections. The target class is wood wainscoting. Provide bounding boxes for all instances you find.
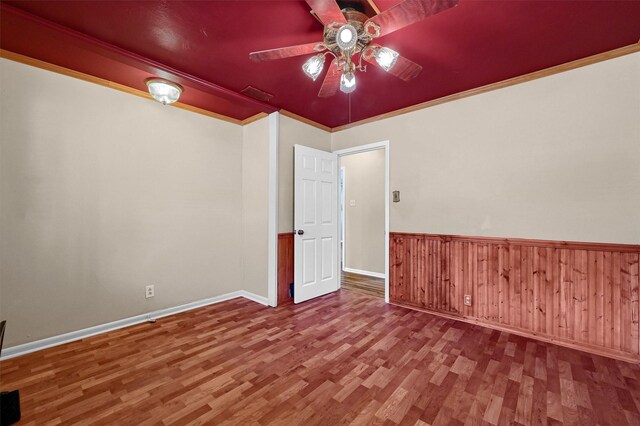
[390,232,640,362]
[277,232,294,305]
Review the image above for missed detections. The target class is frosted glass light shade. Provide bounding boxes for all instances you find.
[340,72,356,94]
[375,47,399,72]
[336,24,358,51]
[145,79,183,105]
[302,54,325,81]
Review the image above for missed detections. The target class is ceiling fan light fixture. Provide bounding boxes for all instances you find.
[375,47,399,72]
[336,24,358,51]
[340,72,356,94]
[145,78,182,105]
[302,54,326,81]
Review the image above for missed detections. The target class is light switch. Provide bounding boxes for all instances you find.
[349,200,356,207]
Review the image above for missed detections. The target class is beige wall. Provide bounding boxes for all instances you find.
[332,52,640,244]
[0,59,245,347]
[341,150,385,274]
[241,117,270,297]
[278,115,331,233]
[2,49,638,348]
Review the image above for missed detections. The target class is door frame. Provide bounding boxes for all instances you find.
[267,112,279,307]
[333,141,390,303]
[339,166,346,272]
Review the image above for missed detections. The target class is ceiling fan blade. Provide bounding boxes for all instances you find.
[385,55,423,81]
[364,0,458,38]
[362,45,423,81]
[318,58,341,97]
[305,0,347,25]
[250,42,326,62]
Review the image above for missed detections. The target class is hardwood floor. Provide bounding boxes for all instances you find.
[341,270,385,298]
[2,291,640,425]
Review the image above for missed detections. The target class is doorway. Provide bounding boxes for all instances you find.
[335,141,389,302]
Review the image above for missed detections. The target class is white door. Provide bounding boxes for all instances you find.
[294,145,339,303]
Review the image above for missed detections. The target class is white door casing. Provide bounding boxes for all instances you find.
[294,145,339,303]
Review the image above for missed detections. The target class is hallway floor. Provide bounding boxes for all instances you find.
[341,270,385,298]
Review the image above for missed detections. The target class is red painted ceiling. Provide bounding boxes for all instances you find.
[2,1,639,128]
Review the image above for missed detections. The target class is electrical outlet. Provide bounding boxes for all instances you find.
[464,295,472,306]
[145,285,155,299]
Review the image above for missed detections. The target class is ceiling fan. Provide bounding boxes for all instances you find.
[249,0,458,97]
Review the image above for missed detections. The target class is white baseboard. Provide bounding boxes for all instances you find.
[0,290,269,361]
[238,290,269,306]
[342,267,386,279]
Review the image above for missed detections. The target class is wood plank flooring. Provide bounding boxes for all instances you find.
[341,271,385,298]
[2,291,640,425]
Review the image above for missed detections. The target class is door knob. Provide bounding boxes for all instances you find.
[297,230,304,235]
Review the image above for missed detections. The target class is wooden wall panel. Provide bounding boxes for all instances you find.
[390,232,640,361]
[277,233,294,305]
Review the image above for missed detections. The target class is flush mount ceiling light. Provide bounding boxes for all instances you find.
[145,78,183,105]
[249,0,458,97]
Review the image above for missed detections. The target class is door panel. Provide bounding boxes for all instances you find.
[302,239,316,285]
[303,179,316,224]
[294,145,338,303]
[321,237,334,280]
[320,181,332,223]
